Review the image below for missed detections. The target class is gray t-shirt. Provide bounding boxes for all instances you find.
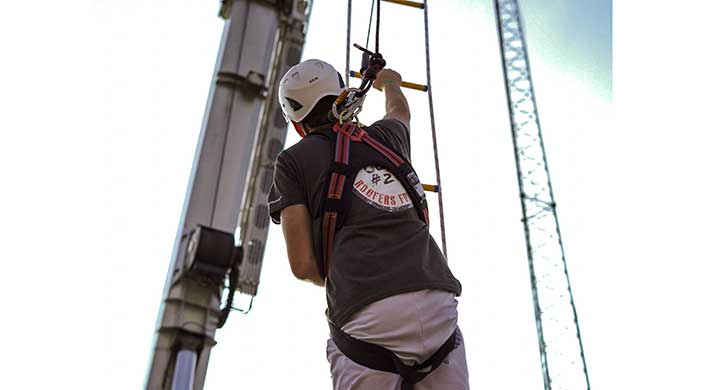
[269,119,461,326]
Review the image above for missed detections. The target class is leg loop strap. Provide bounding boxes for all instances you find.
[329,321,458,389]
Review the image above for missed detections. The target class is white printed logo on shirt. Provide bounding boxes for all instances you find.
[352,165,413,212]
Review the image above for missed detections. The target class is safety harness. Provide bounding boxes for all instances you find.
[309,3,456,381]
[319,120,457,389]
[319,120,429,278]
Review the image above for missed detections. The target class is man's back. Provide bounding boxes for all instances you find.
[273,61,468,389]
[269,118,461,326]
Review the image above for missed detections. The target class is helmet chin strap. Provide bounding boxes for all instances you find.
[293,122,307,138]
[294,111,339,138]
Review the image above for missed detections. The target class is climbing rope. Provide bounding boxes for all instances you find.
[345,0,352,87]
[342,0,448,258]
[365,0,375,50]
[375,0,381,52]
[422,0,448,258]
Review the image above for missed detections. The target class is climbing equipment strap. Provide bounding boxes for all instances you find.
[321,125,352,277]
[320,121,429,278]
[329,321,459,390]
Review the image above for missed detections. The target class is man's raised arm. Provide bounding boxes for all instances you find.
[373,69,410,130]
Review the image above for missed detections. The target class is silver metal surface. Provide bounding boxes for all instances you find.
[171,350,197,390]
[237,1,310,296]
[493,1,590,389]
[146,1,311,388]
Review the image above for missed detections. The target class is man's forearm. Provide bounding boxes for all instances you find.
[299,261,325,287]
[384,84,409,116]
[306,274,325,287]
[280,204,326,288]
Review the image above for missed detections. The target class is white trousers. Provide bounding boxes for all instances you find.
[327,290,469,390]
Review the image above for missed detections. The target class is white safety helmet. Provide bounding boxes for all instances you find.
[278,59,344,135]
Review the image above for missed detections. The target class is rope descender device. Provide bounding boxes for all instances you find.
[332,44,387,123]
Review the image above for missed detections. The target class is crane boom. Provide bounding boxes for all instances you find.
[146,1,310,388]
[493,1,591,389]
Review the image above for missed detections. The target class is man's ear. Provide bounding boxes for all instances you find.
[293,122,306,138]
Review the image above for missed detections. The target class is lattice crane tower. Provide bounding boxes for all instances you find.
[493,1,591,389]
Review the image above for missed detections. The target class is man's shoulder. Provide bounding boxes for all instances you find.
[286,131,331,154]
[278,135,315,158]
[275,131,332,173]
[366,119,411,159]
[368,118,409,135]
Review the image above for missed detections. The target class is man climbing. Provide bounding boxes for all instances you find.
[268,58,468,390]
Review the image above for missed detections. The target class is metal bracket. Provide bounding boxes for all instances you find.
[216,71,268,98]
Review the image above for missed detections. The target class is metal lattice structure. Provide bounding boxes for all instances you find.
[492,1,590,389]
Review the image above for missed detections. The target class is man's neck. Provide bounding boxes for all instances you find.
[306,121,334,134]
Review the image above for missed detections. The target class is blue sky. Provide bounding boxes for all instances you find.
[1,1,703,389]
[523,0,611,99]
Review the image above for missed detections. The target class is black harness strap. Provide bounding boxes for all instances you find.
[329,321,459,390]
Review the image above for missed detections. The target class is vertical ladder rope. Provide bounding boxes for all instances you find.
[365,0,376,49]
[422,0,448,259]
[346,0,353,87]
[375,0,381,52]
[344,0,449,259]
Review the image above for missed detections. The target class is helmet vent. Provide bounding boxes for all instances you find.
[285,97,303,111]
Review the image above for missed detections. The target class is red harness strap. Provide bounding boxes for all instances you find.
[321,123,353,276]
